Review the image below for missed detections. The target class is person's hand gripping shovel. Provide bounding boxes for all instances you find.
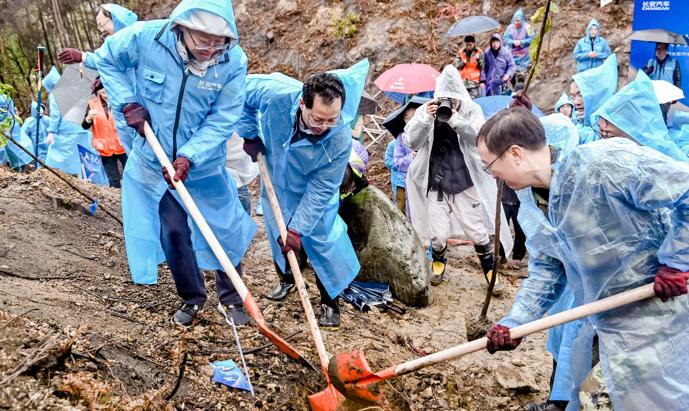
[256,153,345,411]
[142,122,315,371]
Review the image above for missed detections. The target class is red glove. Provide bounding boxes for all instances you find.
[122,103,150,137]
[162,156,192,189]
[644,66,654,75]
[278,228,302,262]
[486,324,522,354]
[242,138,266,162]
[654,265,689,302]
[510,90,533,110]
[58,48,84,64]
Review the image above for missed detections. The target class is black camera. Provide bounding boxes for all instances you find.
[435,97,454,123]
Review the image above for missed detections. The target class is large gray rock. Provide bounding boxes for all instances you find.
[339,186,432,307]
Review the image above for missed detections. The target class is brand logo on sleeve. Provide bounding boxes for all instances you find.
[641,1,670,11]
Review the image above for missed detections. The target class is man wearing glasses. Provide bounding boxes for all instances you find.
[95,0,257,328]
[404,65,512,293]
[237,61,369,329]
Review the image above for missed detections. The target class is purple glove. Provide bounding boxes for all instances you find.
[654,265,689,302]
[122,103,150,137]
[644,66,654,76]
[486,324,522,354]
[510,91,533,110]
[242,138,266,162]
[162,156,192,189]
[278,228,302,264]
[58,48,84,64]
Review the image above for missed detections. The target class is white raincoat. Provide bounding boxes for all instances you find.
[403,65,513,255]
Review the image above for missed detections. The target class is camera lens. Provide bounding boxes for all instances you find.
[436,98,453,123]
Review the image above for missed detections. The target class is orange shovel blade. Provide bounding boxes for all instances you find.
[308,384,345,411]
[327,350,383,403]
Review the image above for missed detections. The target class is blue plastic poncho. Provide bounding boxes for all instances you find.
[81,4,138,154]
[21,101,50,163]
[384,139,405,196]
[503,9,534,71]
[572,54,617,144]
[553,92,573,116]
[96,0,256,284]
[505,137,689,410]
[235,60,369,299]
[593,70,688,163]
[572,19,611,73]
[0,94,34,167]
[44,92,93,175]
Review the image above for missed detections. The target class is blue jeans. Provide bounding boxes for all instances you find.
[237,184,251,214]
[158,190,242,306]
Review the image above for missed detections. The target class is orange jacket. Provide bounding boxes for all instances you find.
[88,97,125,157]
[458,48,484,84]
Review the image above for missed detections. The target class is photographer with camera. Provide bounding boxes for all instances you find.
[404,65,513,293]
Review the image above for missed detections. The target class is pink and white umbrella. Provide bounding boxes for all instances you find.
[374,64,440,94]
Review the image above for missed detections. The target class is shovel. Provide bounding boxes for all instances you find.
[142,123,315,371]
[256,154,344,411]
[325,283,658,406]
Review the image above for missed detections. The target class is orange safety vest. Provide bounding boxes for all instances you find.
[88,97,125,157]
[459,48,482,83]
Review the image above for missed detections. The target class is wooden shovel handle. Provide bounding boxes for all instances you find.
[394,283,656,376]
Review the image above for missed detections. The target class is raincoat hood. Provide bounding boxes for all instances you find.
[572,53,617,125]
[585,18,600,40]
[512,8,526,24]
[169,0,238,39]
[102,4,138,32]
[434,64,471,102]
[554,92,574,113]
[328,59,369,126]
[42,66,60,94]
[30,101,45,118]
[490,33,503,46]
[593,70,687,162]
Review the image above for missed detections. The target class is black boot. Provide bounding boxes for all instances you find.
[474,243,503,296]
[431,245,447,286]
[265,263,296,301]
[320,303,341,329]
[524,401,567,411]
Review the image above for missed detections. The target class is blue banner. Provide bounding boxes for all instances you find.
[77,144,108,186]
[632,0,689,105]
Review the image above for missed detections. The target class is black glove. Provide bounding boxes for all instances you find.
[242,138,266,162]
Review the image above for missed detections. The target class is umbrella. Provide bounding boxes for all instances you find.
[474,95,544,118]
[358,91,379,115]
[447,15,500,37]
[629,29,688,46]
[382,96,431,136]
[52,65,99,125]
[652,80,685,104]
[374,64,440,95]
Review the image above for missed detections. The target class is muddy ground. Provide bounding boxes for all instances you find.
[0,162,554,410]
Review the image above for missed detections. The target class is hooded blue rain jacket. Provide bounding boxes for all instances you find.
[573,19,611,73]
[21,101,50,163]
[571,54,617,144]
[593,70,688,163]
[0,94,34,167]
[235,60,369,299]
[95,0,256,284]
[43,67,93,174]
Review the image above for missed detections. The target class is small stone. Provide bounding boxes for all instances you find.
[420,386,433,399]
[494,362,539,392]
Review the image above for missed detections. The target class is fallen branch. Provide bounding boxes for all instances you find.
[244,330,303,355]
[0,308,38,330]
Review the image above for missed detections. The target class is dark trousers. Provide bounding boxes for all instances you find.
[274,247,338,307]
[101,153,127,188]
[159,190,241,306]
[502,202,526,260]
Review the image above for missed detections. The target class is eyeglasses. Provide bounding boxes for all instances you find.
[303,108,342,128]
[482,146,511,175]
[186,29,230,52]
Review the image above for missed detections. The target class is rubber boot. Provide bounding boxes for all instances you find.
[474,243,503,296]
[431,245,447,286]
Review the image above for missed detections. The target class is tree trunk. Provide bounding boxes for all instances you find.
[50,0,69,48]
[79,2,95,50]
[38,5,56,68]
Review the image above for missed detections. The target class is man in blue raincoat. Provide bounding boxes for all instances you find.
[572,19,611,73]
[569,54,617,144]
[95,0,256,328]
[59,3,138,153]
[21,102,50,163]
[477,106,689,411]
[503,8,534,73]
[236,60,368,329]
[642,43,682,89]
[0,93,34,170]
